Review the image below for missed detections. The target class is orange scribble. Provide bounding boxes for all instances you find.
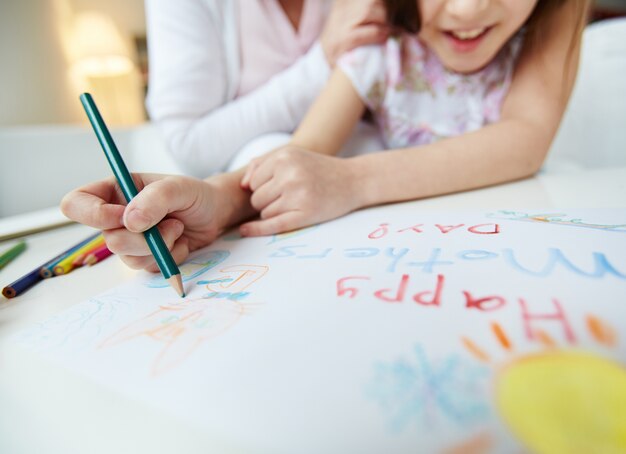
[491,322,513,351]
[586,315,617,346]
[533,329,557,348]
[462,337,490,362]
[442,432,492,454]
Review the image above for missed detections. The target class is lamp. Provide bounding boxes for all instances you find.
[72,12,134,76]
[71,12,145,125]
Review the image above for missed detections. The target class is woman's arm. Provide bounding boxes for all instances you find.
[352,1,585,208]
[145,0,332,177]
[146,0,387,178]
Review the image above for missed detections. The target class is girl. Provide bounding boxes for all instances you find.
[60,0,590,272]
[238,0,591,236]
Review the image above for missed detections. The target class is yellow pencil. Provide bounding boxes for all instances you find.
[53,235,105,275]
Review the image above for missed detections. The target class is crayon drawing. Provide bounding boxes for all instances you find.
[487,210,626,233]
[458,314,626,454]
[366,344,490,432]
[146,250,229,288]
[100,264,268,376]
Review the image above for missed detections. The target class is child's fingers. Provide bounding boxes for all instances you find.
[250,181,282,213]
[60,186,126,230]
[240,167,252,189]
[239,211,304,237]
[144,237,190,273]
[245,158,279,192]
[121,236,190,272]
[123,177,199,233]
[240,160,260,189]
[102,219,184,256]
[259,196,286,220]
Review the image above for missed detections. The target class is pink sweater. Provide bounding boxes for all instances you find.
[237,0,326,96]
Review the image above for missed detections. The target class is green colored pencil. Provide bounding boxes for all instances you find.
[0,240,27,271]
[80,93,185,298]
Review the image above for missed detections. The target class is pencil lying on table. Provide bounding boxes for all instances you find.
[2,232,100,299]
[53,234,105,275]
[0,240,27,271]
[83,244,113,266]
[79,93,185,298]
[40,232,101,278]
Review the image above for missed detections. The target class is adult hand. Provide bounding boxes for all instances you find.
[239,146,362,236]
[321,0,389,67]
[60,173,247,272]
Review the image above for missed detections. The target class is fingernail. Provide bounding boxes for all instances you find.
[239,225,249,237]
[125,209,152,232]
[173,220,185,236]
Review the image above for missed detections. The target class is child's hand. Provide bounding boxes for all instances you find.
[60,173,239,272]
[239,146,361,236]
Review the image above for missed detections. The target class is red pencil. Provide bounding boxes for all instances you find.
[84,246,113,266]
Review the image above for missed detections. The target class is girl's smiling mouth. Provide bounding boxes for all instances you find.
[443,26,493,52]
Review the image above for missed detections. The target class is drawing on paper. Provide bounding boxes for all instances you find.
[13,292,137,353]
[100,264,269,376]
[146,250,230,288]
[487,210,626,232]
[366,344,490,432]
[459,314,626,454]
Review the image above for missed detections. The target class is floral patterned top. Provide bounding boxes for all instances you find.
[337,33,523,149]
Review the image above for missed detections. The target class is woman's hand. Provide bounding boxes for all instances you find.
[321,0,388,67]
[239,146,362,236]
[60,173,250,272]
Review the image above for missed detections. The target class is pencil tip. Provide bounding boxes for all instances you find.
[167,274,185,298]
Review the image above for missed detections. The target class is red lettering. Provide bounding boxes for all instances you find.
[434,224,465,234]
[413,274,444,306]
[397,224,424,234]
[337,276,370,299]
[468,223,500,235]
[464,291,507,311]
[374,274,409,303]
[519,298,576,343]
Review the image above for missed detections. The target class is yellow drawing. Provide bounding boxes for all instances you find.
[99,265,268,376]
[460,316,626,454]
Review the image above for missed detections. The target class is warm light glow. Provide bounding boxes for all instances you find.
[73,55,133,77]
[72,11,132,77]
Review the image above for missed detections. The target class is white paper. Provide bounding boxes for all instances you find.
[14,207,626,453]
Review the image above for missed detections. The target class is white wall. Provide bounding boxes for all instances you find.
[0,1,82,125]
[0,0,146,127]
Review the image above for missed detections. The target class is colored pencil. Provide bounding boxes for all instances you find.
[40,232,101,278]
[0,240,27,271]
[2,266,42,299]
[84,246,113,266]
[80,93,184,297]
[80,242,110,265]
[1,232,102,299]
[53,235,105,275]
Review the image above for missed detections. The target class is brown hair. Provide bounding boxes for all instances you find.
[383,0,591,54]
[385,0,420,33]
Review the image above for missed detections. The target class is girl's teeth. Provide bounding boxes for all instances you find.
[451,28,486,40]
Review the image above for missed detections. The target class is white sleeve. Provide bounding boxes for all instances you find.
[145,0,331,177]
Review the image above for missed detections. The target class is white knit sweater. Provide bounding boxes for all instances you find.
[145,0,331,176]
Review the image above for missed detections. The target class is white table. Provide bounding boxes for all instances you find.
[1,166,625,454]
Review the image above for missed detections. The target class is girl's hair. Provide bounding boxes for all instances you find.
[525,0,591,52]
[384,0,591,53]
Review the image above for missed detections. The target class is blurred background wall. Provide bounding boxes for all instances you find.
[0,0,146,127]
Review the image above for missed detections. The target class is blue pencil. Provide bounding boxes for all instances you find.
[2,266,42,299]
